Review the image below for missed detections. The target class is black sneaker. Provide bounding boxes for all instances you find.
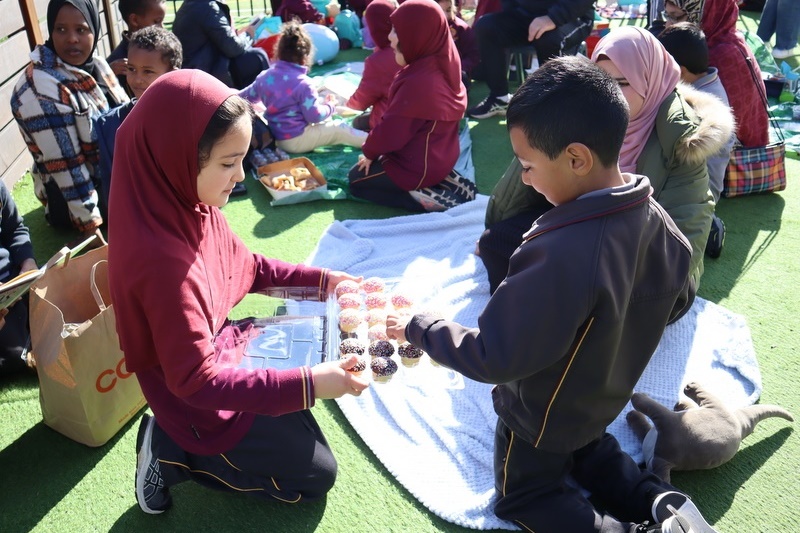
[135,414,172,514]
[466,95,508,119]
[652,491,719,533]
[706,214,725,258]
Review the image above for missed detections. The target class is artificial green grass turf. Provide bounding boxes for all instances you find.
[2,27,798,533]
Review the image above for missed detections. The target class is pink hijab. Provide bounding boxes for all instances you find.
[591,26,682,173]
[386,0,467,121]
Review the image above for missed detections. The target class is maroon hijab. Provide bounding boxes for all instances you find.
[108,70,254,375]
[386,0,467,121]
[364,0,395,50]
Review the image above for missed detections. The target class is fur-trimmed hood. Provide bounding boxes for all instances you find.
[671,82,736,167]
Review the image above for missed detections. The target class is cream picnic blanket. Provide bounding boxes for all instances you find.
[306,195,761,530]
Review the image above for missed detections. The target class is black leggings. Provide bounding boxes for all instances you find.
[348,158,427,212]
[155,410,337,503]
[494,420,677,533]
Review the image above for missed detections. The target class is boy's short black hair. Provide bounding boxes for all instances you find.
[658,22,709,76]
[506,55,628,169]
[129,26,183,70]
[119,0,161,23]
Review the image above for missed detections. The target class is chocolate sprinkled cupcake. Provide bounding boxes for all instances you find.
[347,356,367,376]
[370,356,398,383]
[398,342,423,368]
[369,340,395,359]
[339,338,366,357]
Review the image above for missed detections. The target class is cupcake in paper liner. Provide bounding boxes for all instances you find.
[370,356,397,383]
[398,342,423,368]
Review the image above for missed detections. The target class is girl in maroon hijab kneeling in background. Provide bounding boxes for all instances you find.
[108,69,367,514]
[348,0,476,212]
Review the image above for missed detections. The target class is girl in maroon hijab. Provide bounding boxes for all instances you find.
[348,0,471,212]
[699,0,769,147]
[345,0,402,131]
[108,69,367,514]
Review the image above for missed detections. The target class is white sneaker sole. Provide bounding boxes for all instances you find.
[135,417,164,515]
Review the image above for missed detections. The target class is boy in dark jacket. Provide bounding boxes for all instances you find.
[107,0,168,95]
[0,182,37,375]
[95,26,182,218]
[387,56,718,533]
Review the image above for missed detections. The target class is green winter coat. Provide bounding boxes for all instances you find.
[485,85,733,287]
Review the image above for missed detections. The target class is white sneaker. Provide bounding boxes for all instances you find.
[772,47,798,59]
[652,491,719,533]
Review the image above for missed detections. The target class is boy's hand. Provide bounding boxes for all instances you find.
[109,58,128,77]
[312,355,370,399]
[528,16,555,41]
[386,313,411,344]
[326,271,363,294]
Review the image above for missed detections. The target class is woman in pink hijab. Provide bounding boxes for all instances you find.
[348,0,475,212]
[108,69,367,515]
[480,26,732,295]
[591,27,723,285]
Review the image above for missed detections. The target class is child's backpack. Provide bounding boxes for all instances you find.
[332,9,363,50]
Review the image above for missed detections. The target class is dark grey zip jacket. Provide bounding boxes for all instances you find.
[405,176,694,453]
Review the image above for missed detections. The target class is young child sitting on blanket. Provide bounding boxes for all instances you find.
[238,20,367,154]
[345,0,402,132]
[348,0,475,213]
[386,56,719,533]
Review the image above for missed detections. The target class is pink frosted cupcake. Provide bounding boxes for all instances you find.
[360,276,386,294]
[338,309,362,333]
[367,325,389,342]
[365,310,387,328]
[337,293,362,310]
[390,292,414,309]
[364,293,388,310]
[335,280,360,299]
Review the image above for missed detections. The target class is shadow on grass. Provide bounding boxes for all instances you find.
[669,426,793,523]
[0,416,126,533]
[108,482,329,533]
[700,192,785,302]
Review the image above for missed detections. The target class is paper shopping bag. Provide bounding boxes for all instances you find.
[28,245,146,447]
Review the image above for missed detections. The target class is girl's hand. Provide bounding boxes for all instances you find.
[356,155,373,174]
[312,355,370,399]
[326,271,363,294]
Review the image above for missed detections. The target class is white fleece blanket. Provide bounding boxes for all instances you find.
[305,195,762,531]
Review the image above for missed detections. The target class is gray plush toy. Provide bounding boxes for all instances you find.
[626,381,794,482]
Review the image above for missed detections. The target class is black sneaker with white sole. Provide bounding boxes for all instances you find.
[652,491,719,533]
[135,413,173,514]
[466,96,508,119]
